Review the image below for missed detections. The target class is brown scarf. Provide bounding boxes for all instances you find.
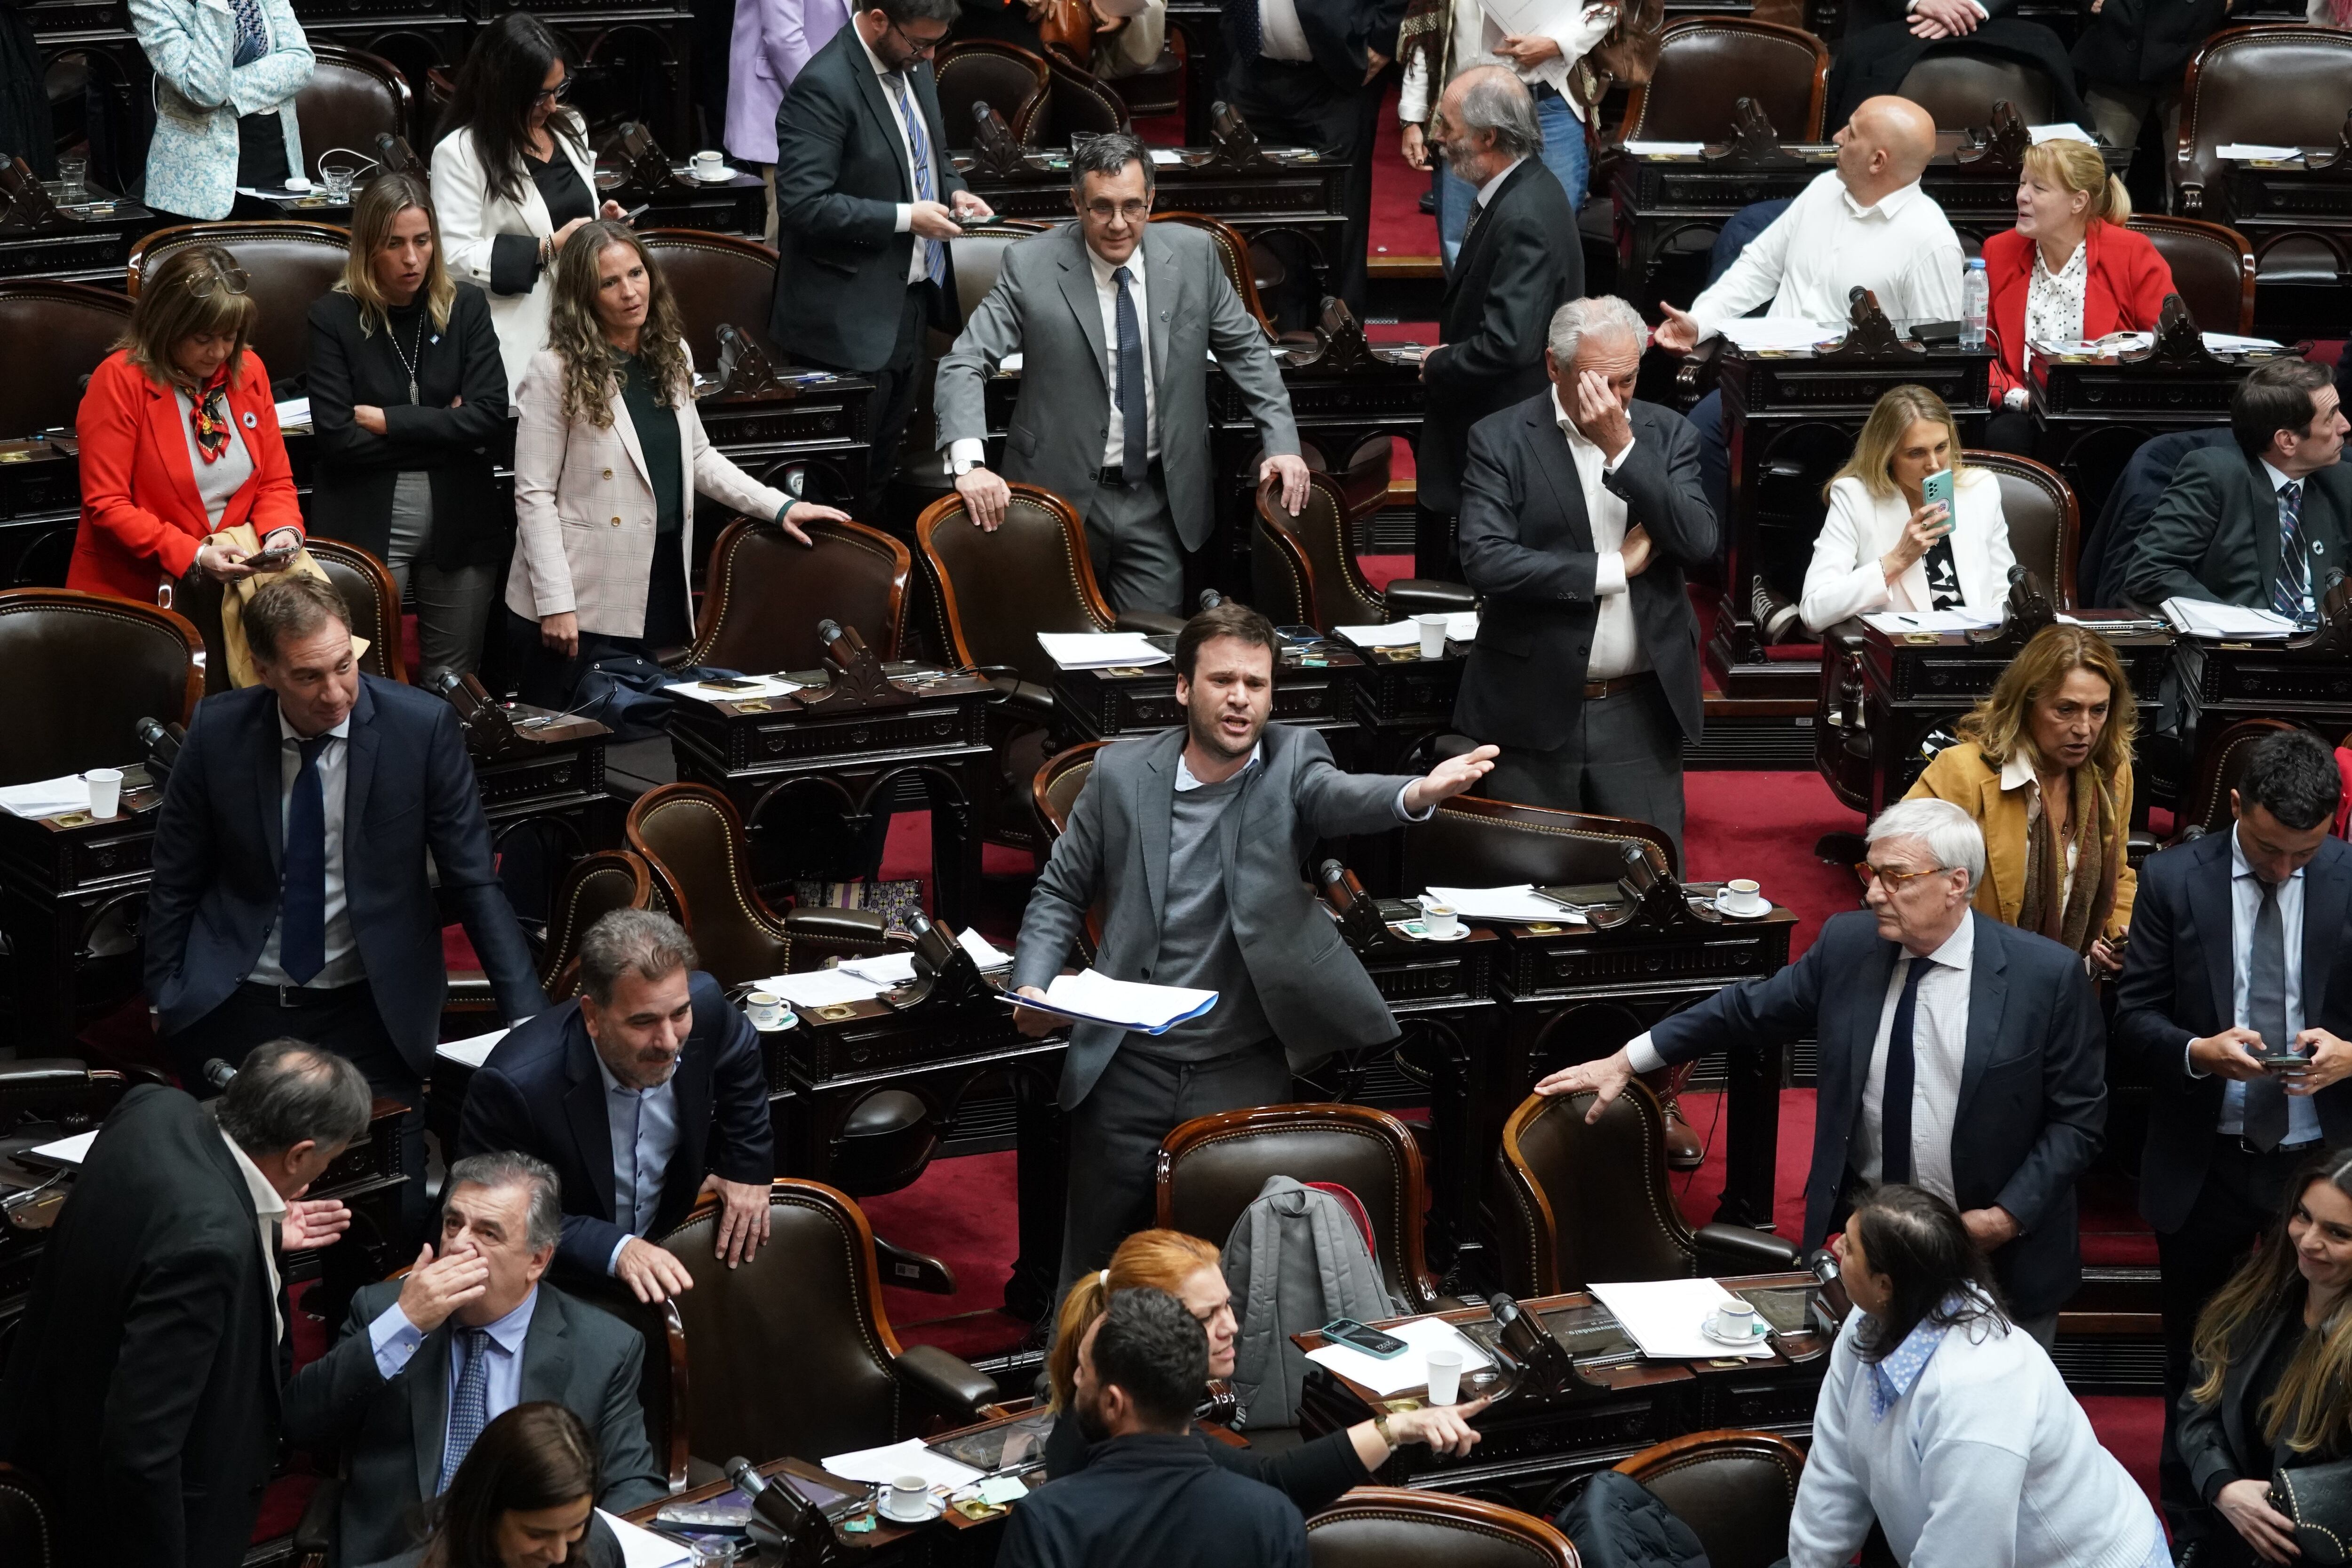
[2018,764,2112,955]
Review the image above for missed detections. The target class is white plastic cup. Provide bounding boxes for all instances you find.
[1415,613,1450,659]
[1712,1300,1758,1340]
[1422,904,1461,938]
[692,149,726,178]
[1424,1345,1463,1405]
[881,1475,931,1521]
[84,767,122,817]
[745,991,785,1030]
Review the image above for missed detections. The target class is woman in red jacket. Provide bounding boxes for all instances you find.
[1980,137,2174,454]
[68,243,303,602]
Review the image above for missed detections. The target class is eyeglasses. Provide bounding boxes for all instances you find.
[883,17,948,56]
[1854,862,1949,890]
[183,265,250,299]
[1083,199,1151,223]
[532,75,574,105]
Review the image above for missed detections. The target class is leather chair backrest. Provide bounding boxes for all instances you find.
[691,516,909,675]
[659,1182,906,1466]
[946,220,1051,325]
[1617,1434,1805,1568]
[293,46,412,183]
[2128,215,2257,335]
[1622,19,1828,143]
[1306,1489,1579,1568]
[184,541,406,695]
[2182,717,2299,835]
[1499,1080,1698,1295]
[0,283,131,438]
[2177,27,2352,211]
[1033,742,1103,839]
[1152,212,1272,332]
[640,229,784,369]
[540,849,655,1000]
[1252,507,1316,628]
[934,41,1051,148]
[625,786,789,986]
[129,222,352,387]
[1043,51,1128,142]
[0,1464,59,1568]
[555,1278,690,1491]
[1158,1104,1437,1311]
[0,590,200,787]
[919,487,1114,688]
[1894,50,2055,130]
[1400,797,1672,895]
[1964,450,2078,609]
[1270,470,1386,630]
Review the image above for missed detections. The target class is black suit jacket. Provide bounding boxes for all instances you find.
[305,285,511,571]
[1647,910,2107,1318]
[283,1280,665,1566]
[998,1432,1309,1568]
[456,971,774,1277]
[1418,158,1581,516]
[0,1086,287,1568]
[1218,0,1406,87]
[2114,831,2352,1234]
[144,676,546,1075]
[2174,1293,2303,1529]
[1452,393,1716,749]
[770,24,968,372]
[2120,447,2352,612]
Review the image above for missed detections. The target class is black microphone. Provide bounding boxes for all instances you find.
[818,618,844,646]
[1805,1247,1839,1287]
[724,1457,814,1534]
[1197,589,1224,613]
[136,715,182,775]
[202,1058,238,1091]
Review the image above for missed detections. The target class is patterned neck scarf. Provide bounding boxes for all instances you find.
[188,364,233,464]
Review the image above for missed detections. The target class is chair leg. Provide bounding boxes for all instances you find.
[874,1233,958,1294]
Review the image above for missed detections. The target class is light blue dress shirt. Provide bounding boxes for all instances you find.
[596,1052,680,1274]
[2183,826,2324,1146]
[366,1286,540,1460]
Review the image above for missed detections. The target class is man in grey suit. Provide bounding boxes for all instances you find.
[283,1153,664,1565]
[1011,602,1498,1289]
[934,131,1310,615]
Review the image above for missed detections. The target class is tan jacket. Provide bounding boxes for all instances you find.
[1906,743,2137,941]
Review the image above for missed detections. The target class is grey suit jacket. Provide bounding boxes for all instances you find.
[932,221,1298,550]
[282,1281,666,1567]
[1010,724,1414,1107]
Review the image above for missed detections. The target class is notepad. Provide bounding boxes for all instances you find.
[1036,632,1170,669]
[1622,140,1707,157]
[821,1437,983,1491]
[0,774,89,819]
[2161,597,2301,639]
[756,968,895,1009]
[1717,318,1843,353]
[1419,885,1583,924]
[1001,969,1216,1034]
[1862,610,2000,633]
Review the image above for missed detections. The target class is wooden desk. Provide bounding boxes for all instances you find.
[623,1453,936,1564]
[1335,634,1465,774]
[0,763,161,1052]
[1052,639,1364,748]
[2212,146,2352,303]
[0,186,156,286]
[0,441,81,587]
[2174,625,2352,771]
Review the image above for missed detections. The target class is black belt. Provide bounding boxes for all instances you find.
[1098,458,1163,489]
[238,979,369,1009]
[2218,1131,2325,1158]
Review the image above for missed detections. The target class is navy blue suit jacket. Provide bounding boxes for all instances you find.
[1646,909,2106,1318]
[455,971,774,1276]
[143,675,545,1075]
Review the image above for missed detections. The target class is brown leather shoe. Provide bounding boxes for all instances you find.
[1643,1063,1705,1170]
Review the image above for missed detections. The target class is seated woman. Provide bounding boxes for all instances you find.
[1788,1184,2167,1568]
[1799,384,2016,634]
[1980,137,2173,454]
[308,172,510,686]
[2177,1149,2352,1568]
[1906,623,2137,976]
[69,243,302,602]
[1043,1230,1482,1509]
[504,220,848,707]
[364,1402,618,1568]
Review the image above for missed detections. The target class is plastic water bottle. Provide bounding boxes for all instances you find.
[1961,258,1989,350]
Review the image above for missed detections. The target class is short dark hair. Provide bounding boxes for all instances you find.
[1847,1183,2010,1363]
[428,1403,599,1568]
[214,1039,372,1158]
[576,909,698,1007]
[866,0,959,29]
[1070,130,1154,195]
[1091,1287,1207,1431]
[244,574,353,667]
[1174,601,1278,680]
[2237,727,2342,832]
[2231,358,2334,461]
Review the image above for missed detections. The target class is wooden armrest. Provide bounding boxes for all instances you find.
[293,1476,342,1568]
[987,675,1057,722]
[1383,579,1478,617]
[1693,1222,1802,1274]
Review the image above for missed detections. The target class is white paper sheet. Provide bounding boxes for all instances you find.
[1589,1278,1777,1360]
[2218,143,2304,161]
[958,926,1012,968]
[2028,122,2096,143]
[2202,332,2286,354]
[757,968,894,1009]
[434,1028,509,1068]
[1036,631,1171,669]
[1419,885,1584,924]
[274,397,311,432]
[0,774,89,819]
[1149,148,1182,165]
[1621,139,1707,157]
[666,673,802,703]
[23,1129,97,1167]
[1336,611,1478,648]
[819,1437,983,1491]
[2161,597,2301,640]
[1302,1316,1495,1396]
[838,951,918,987]
[1003,969,1217,1033]
[1861,610,2000,633]
[597,1510,695,1568]
[1717,318,1843,353]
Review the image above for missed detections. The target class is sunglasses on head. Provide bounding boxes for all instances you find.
[183,265,250,299]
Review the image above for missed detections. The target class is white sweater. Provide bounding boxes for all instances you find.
[1788,1310,2165,1568]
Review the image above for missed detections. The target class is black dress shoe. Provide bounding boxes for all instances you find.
[1418,189,1437,215]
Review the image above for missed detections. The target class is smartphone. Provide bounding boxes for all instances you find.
[2256,1052,2312,1071]
[1920,468,1955,514]
[954,212,991,230]
[1274,624,1324,645]
[244,545,295,572]
[624,201,651,224]
[1322,1317,1409,1359]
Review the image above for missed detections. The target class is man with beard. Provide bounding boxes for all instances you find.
[458,910,773,1303]
[1011,601,1498,1294]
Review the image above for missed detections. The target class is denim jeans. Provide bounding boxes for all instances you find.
[1438,88,1589,269]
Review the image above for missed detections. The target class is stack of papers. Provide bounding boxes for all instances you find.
[2029,122,2097,144]
[1037,631,1170,669]
[274,397,311,432]
[667,673,801,703]
[1861,609,1999,633]
[1419,885,1581,924]
[434,1028,509,1068]
[1005,969,1216,1034]
[0,774,89,819]
[1302,1316,1494,1396]
[821,1436,983,1491]
[2161,597,2301,639]
[596,1511,693,1568]
[1149,148,1183,165]
[2218,143,2304,161]
[755,968,896,1009]
[1335,611,1479,648]
[827,929,1012,991]
[1717,318,1843,353]
[2203,332,2286,354]
[1621,139,1707,156]
[957,927,1012,968]
[1589,1278,1776,1361]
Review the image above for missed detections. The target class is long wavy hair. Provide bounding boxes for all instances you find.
[2191,1149,2352,1456]
[337,173,456,335]
[1826,383,1970,502]
[1047,1229,1220,1411]
[544,221,691,430]
[440,13,586,208]
[1955,622,2137,789]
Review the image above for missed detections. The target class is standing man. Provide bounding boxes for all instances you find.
[725,0,858,243]
[1452,295,1714,864]
[2113,728,2352,1540]
[771,0,994,516]
[1010,601,1497,1291]
[0,1043,370,1568]
[935,131,1310,617]
[144,575,546,1237]
[458,910,775,1306]
[1414,65,1580,581]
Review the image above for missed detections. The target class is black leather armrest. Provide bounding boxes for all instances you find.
[894,1343,999,1421]
[1692,1222,1802,1274]
[1822,617,1870,656]
[293,1476,342,1568]
[1383,579,1478,617]
[1114,610,1188,637]
[784,907,892,944]
[1671,337,1725,409]
[987,674,1057,722]
[2127,829,2158,869]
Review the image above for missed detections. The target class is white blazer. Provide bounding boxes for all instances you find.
[431,115,601,396]
[505,345,792,640]
[1800,469,2017,632]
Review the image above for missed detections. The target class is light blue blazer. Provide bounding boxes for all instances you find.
[133,0,313,221]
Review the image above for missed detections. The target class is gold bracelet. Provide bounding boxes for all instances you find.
[1371,1411,1395,1450]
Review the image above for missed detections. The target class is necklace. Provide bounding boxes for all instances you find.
[387,304,425,405]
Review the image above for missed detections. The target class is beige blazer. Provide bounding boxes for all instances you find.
[431,115,601,396]
[504,345,789,640]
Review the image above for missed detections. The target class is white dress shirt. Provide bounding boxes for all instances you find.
[220,1128,287,1344]
[1548,387,1645,680]
[1256,0,1313,60]
[1686,171,1966,342]
[246,708,363,989]
[854,24,938,285]
[1476,155,1525,207]
[1089,242,1157,467]
[368,1286,540,1450]
[2183,826,2324,1145]
[1999,750,2078,912]
[596,1052,682,1273]
[1397,0,1621,125]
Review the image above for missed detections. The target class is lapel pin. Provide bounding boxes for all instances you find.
[242,410,258,428]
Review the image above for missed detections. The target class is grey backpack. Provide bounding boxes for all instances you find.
[1220,1174,1401,1430]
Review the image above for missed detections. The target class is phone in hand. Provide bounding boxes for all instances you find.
[1322,1318,1410,1359]
[2255,1051,2311,1071]
[1920,467,1955,521]
[954,211,992,230]
[244,545,295,572]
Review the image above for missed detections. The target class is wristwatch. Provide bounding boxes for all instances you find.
[951,456,979,478]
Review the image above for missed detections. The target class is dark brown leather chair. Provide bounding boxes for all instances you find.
[1399,796,1674,892]
[1254,470,1475,633]
[1033,740,1104,841]
[0,1464,60,1568]
[0,589,202,788]
[686,515,909,676]
[2177,717,2301,840]
[1101,30,1184,119]
[128,222,351,386]
[183,541,407,696]
[943,219,1053,326]
[654,1179,1001,1467]
[639,229,784,370]
[540,849,658,1002]
[1894,49,2059,130]
[934,40,1052,148]
[1157,1103,1447,1312]
[293,46,413,184]
[2176,25,2352,220]
[1614,1431,1807,1568]
[1152,210,1274,334]
[1615,19,1828,145]
[1306,1488,1580,1568]
[1042,48,1130,142]
[1971,449,2080,609]
[0,282,130,438]
[2129,215,2258,334]
[1496,1080,1800,1297]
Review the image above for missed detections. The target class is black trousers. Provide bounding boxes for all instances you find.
[802,285,935,518]
[1220,56,1379,310]
[1478,674,1689,871]
[504,611,654,711]
[1982,406,2037,456]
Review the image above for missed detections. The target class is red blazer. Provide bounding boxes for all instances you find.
[1982,222,2175,402]
[66,348,303,603]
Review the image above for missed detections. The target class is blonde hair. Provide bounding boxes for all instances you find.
[1956,622,2138,789]
[1826,384,1969,502]
[2021,139,2132,227]
[123,245,258,389]
[337,173,456,336]
[544,221,691,429]
[1046,1229,1220,1410]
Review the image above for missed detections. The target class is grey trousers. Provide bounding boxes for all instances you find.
[1083,468,1187,617]
[385,472,498,687]
[1480,674,1688,871]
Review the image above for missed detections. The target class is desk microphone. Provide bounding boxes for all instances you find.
[1804,1247,1839,1288]
[724,1457,815,1536]
[1197,589,1224,613]
[136,716,183,775]
[818,618,844,646]
[201,1058,238,1091]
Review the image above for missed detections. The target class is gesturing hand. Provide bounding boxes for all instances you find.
[1574,369,1632,461]
[1383,1397,1492,1457]
[1653,302,1701,354]
[614,1237,695,1304]
[701,1175,772,1267]
[1404,744,1500,813]
[396,1242,490,1334]
[281,1197,352,1252]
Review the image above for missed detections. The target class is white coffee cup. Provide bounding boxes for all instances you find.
[1415,612,1451,659]
[880,1476,932,1521]
[1424,1345,1464,1405]
[84,767,123,817]
[745,991,786,1030]
[692,149,726,177]
[1712,1300,1759,1340]
[1422,904,1461,939]
[1720,877,1766,914]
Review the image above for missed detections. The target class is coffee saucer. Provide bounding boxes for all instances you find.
[1700,1316,1771,1347]
[1713,891,1770,920]
[1397,920,1471,943]
[876,1497,944,1525]
[686,163,742,182]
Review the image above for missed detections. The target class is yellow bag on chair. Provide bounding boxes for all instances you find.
[208,522,372,689]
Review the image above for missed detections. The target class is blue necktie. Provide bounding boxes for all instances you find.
[438,1327,492,1493]
[1880,956,1931,1185]
[1234,0,1262,57]
[2274,480,2310,621]
[1113,264,1147,479]
[228,0,267,66]
[889,73,946,287]
[278,734,332,984]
